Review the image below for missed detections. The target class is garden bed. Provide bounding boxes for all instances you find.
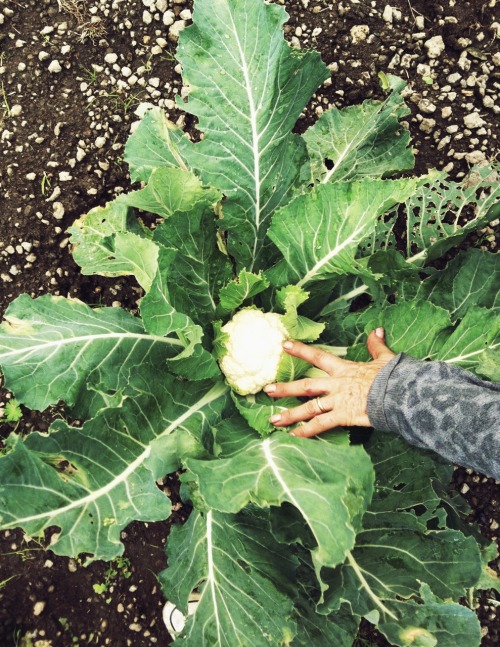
[0,1,499,645]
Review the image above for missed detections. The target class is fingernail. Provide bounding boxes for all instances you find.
[270,414,281,423]
[375,327,384,339]
[283,341,293,349]
[264,384,276,394]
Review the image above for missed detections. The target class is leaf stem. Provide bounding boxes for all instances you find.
[346,550,398,621]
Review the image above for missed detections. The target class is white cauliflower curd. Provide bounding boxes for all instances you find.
[217,307,290,395]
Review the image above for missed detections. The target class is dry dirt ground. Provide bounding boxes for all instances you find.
[0,0,499,645]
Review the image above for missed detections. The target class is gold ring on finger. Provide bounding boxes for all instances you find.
[314,397,327,414]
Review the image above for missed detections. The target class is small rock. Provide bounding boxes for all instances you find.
[143,10,153,24]
[447,72,461,84]
[53,202,65,220]
[10,104,22,117]
[441,106,452,118]
[48,60,62,73]
[105,52,118,65]
[95,136,106,148]
[33,601,46,616]
[463,112,486,129]
[169,20,186,41]
[61,44,71,55]
[418,99,436,114]
[59,171,72,182]
[156,0,168,10]
[38,51,50,61]
[465,151,486,164]
[121,66,132,77]
[350,25,370,44]
[382,5,393,23]
[424,35,445,59]
[419,118,436,134]
[163,10,175,26]
[26,172,36,181]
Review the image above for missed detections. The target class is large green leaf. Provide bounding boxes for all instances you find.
[378,584,481,647]
[267,178,417,288]
[117,167,221,219]
[68,201,159,291]
[153,203,234,327]
[401,165,500,265]
[0,295,203,412]
[160,508,297,646]
[217,270,270,316]
[304,75,414,184]
[434,307,500,369]
[0,379,228,561]
[124,106,192,182]
[186,434,374,573]
[422,249,500,320]
[320,436,482,635]
[344,300,452,360]
[176,0,329,271]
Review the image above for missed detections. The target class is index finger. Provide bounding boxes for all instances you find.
[283,340,346,374]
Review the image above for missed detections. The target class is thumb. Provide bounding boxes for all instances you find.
[367,327,393,360]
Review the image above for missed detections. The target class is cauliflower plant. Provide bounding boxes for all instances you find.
[216,307,291,395]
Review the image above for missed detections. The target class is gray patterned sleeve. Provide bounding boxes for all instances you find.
[367,353,500,480]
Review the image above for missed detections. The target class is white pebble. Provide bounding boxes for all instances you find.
[463,112,486,129]
[26,172,36,180]
[180,8,192,20]
[61,45,71,55]
[121,66,132,77]
[418,99,436,114]
[48,60,62,73]
[419,118,436,133]
[38,51,50,61]
[95,136,106,148]
[382,5,393,23]
[143,10,153,24]
[169,20,187,42]
[105,53,118,65]
[163,11,175,26]
[10,104,22,117]
[350,25,370,44]
[465,151,486,164]
[53,202,65,220]
[424,35,445,59]
[156,0,168,10]
[59,171,72,182]
[33,601,46,616]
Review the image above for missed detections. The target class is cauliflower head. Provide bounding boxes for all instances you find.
[217,307,290,395]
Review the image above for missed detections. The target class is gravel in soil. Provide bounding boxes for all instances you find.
[0,0,499,645]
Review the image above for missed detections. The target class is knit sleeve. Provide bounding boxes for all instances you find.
[367,353,500,480]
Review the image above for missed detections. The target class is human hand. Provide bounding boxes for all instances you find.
[264,328,396,437]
